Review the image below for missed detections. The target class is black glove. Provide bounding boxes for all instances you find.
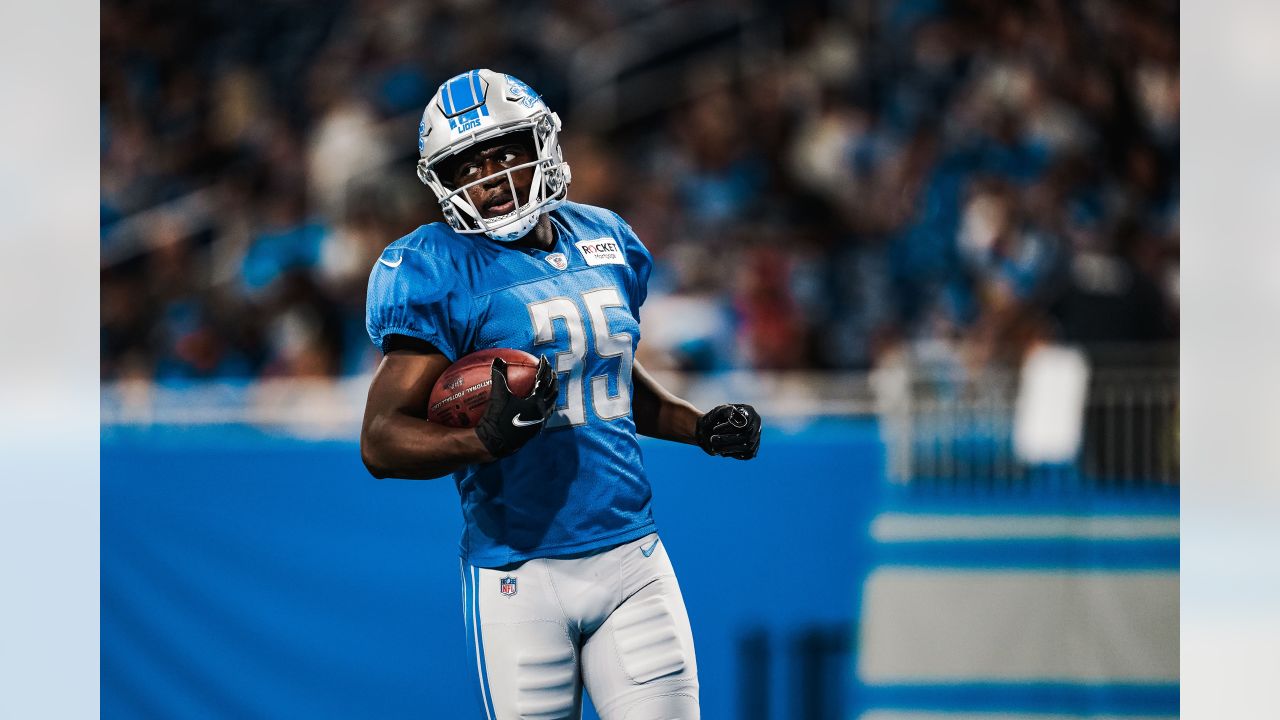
[695,403,762,460]
[475,356,559,459]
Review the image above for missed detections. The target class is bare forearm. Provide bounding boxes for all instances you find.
[361,412,492,479]
[632,361,700,444]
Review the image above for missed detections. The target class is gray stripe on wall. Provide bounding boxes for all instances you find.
[870,515,1180,542]
[858,570,1179,683]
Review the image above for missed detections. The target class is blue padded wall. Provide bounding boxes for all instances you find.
[102,421,883,719]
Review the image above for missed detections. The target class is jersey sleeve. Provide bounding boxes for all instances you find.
[365,245,473,361]
[611,211,653,315]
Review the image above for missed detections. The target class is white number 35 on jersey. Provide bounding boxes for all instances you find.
[527,288,633,427]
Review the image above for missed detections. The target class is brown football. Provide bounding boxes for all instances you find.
[426,348,541,428]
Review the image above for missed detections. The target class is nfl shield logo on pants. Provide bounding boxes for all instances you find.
[499,576,517,597]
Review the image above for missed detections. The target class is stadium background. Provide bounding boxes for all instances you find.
[100,0,1179,718]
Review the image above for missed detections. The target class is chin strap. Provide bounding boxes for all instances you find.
[484,209,540,242]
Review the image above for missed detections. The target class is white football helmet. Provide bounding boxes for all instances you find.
[416,69,571,242]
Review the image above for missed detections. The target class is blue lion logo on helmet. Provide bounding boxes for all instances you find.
[505,75,541,108]
[418,119,430,154]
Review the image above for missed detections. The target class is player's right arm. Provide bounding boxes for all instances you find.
[360,340,494,480]
[364,240,499,479]
[361,235,556,478]
[361,336,560,479]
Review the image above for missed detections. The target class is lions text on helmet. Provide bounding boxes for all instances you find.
[417,69,572,243]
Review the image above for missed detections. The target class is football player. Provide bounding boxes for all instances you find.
[361,69,762,720]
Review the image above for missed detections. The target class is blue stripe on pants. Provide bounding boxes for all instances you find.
[466,565,497,719]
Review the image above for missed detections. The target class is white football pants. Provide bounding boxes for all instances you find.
[460,533,700,719]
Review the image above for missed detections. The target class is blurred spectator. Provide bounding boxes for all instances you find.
[101,0,1178,381]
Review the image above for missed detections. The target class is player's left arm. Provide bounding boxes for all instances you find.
[622,215,758,459]
[632,359,762,460]
[632,359,700,443]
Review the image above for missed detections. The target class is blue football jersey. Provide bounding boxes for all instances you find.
[366,202,656,568]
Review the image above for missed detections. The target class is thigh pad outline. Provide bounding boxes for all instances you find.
[610,591,687,685]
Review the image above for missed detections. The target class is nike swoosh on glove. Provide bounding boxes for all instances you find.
[475,356,559,460]
[695,403,762,460]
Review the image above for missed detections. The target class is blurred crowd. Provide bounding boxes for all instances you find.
[101,0,1178,381]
